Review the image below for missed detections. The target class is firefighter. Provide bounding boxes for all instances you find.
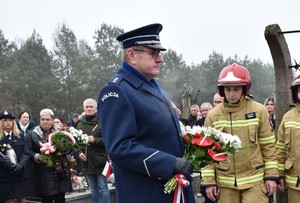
[277,74,300,202]
[201,63,278,203]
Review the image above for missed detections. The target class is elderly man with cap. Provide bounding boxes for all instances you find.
[0,111,30,203]
[98,23,195,203]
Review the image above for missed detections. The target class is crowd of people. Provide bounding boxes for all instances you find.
[0,102,110,203]
[0,22,298,203]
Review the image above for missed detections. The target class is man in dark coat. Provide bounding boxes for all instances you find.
[98,23,195,203]
[77,98,110,203]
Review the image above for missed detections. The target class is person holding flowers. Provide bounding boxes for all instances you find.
[26,109,72,203]
[77,98,111,203]
[201,64,279,203]
[98,23,195,203]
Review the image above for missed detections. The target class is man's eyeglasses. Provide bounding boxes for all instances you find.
[213,101,222,104]
[132,48,161,58]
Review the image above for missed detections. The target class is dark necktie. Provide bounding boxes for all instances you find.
[6,133,11,140]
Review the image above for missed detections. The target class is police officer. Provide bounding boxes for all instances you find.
[98,23,195,203]
[277,74,300,203]
[201,64,278,203]
[0,111,30,203]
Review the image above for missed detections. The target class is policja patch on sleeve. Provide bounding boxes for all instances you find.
[101,92,119,103]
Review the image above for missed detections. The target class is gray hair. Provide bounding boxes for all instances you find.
[40,108,54,117]
[200,102,213,110]
[83,98,97,107]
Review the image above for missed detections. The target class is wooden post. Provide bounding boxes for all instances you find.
[265,24,294,203]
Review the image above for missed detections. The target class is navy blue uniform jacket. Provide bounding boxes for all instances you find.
[98,62,195,203]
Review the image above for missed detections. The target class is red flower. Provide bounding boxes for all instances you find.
[192,136,213,147]
[194,132,203,138]
[183,134,190,142]
[207,149,228,161]
[213,141,221,151]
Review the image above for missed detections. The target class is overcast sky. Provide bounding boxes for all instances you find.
[1,0,299,65]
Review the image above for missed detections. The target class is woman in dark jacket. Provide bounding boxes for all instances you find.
[77,98,110,203]
[0,111,30,203]
[16,111,37,137]
[26,109,71,203]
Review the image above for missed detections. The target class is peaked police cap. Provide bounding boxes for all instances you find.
[0,111,15,120]
[117,23,166,51]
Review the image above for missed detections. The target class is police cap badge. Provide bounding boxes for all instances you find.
[117,23,166,51]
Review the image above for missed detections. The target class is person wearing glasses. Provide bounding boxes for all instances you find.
[213,93,224,107]
[98,24,195,203]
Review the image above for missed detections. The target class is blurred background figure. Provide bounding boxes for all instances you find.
[195,102,213,126]
[53,118,66,130]
[67,113,79,129]
[196,111,202,122]
[264,97,276,203]
[77,98,110,203]
[0,111,30,203]
[213,93,224,107]
[200,102,213,118]
[181,104,200,126]
[264,97,276,132]
[16,111,37,137]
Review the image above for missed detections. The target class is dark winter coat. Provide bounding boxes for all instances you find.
[0,133,30,182]
[16,120,37,137]
[77,114,107,175]
[98,63,195,203]
[26,126,72,196]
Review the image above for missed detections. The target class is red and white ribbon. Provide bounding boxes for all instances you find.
[39,142,55,155]
[39,132,54,154]
[173,174,190,203]
[171,101,182,116]
[61,131,76,145]
[102,161,113,178]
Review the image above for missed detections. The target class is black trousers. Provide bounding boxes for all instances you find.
[41,193,65,203]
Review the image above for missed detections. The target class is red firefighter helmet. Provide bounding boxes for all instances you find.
[291,74,300,103]
[218,63,251,97]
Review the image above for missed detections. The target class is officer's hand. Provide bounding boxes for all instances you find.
[173,157,193,182]
[206,186,218,201]
[10,164,23,175]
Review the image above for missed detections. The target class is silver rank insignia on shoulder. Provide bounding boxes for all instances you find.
[112,77,119,83]
[101,92,119,102]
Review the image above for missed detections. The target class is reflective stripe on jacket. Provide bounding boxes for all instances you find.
[277,104,300,190]
[201,97,278,190]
